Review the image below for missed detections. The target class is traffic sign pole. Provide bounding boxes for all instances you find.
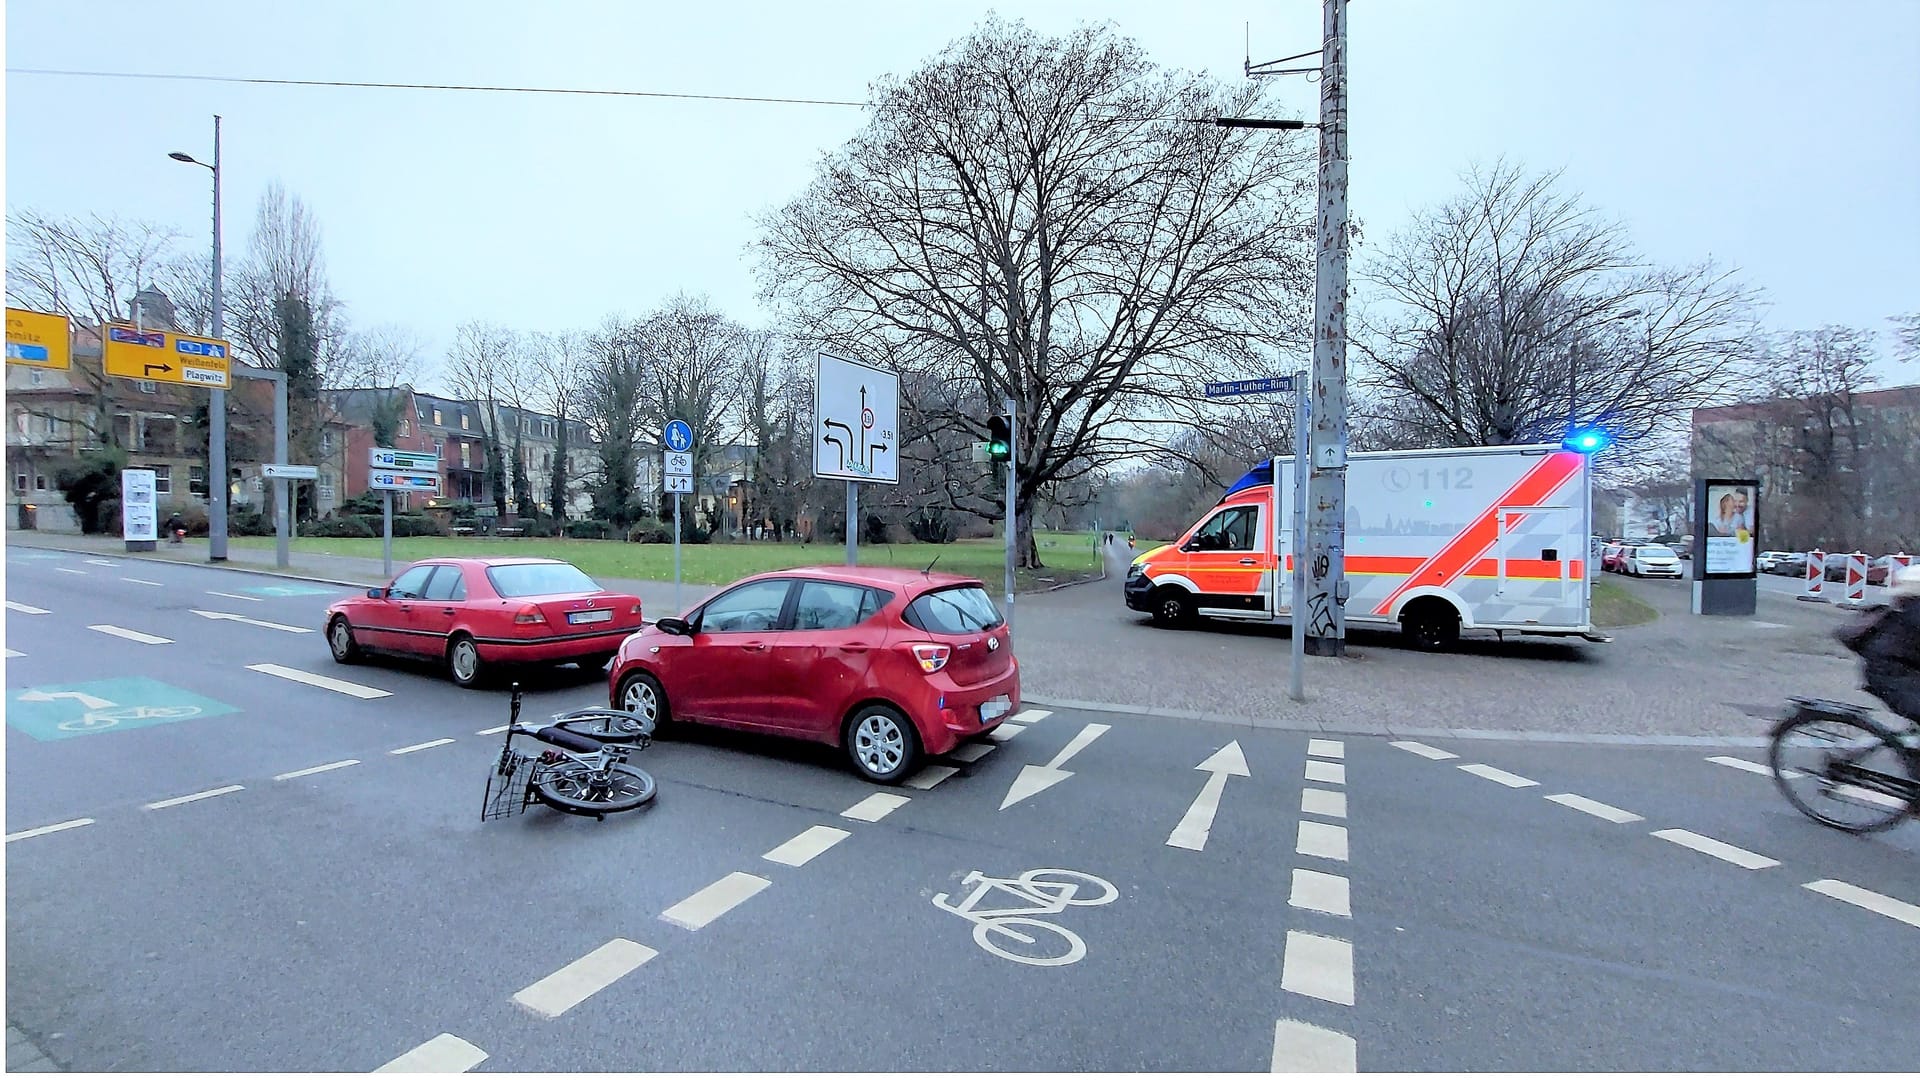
[664,422,693,615]
[383,490,394,578]
[846,481,858,567]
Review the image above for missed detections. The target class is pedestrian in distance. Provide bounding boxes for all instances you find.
[165,511,186,544]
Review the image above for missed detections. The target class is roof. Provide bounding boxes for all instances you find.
[742,564,984,591]
[1694,383,1920,424]
[412,556,568,568]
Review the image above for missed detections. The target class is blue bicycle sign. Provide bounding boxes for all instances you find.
[664,420,693,453]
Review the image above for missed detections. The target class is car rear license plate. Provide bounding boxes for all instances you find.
[980,696,1011,722]
[568,609,615,625]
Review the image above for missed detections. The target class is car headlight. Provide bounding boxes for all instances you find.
[1127,561,1145,579]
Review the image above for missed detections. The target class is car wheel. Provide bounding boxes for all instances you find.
[447,634,485,689]
[327,616,360,664]
[618,671,671,731]
[1150,587,1194,628]
[844,703,921,785]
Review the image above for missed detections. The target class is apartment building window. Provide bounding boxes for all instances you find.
[152,465,172,495]
[433,408,443,425]
[318,471,335,499]
[460,443,471,468]
[34,475,47,491]
[41,415,57,438]
[399,419,410,437]
[320,431,335,454]
[28,369,43,387]
[434,440,445,458]
[189,465,208,498]
[460,413,470,430]
[14,474,26,493]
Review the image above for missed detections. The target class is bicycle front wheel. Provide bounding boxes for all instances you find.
[532,761,657,816]
[1769,711,1913,833]
[973,917,1086,967]
[554,710,653,744]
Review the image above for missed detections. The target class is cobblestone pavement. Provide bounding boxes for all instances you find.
[6,531,1880,740]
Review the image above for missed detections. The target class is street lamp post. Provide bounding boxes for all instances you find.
[169,116,226,561]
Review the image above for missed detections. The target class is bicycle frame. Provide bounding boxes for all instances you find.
[932,871,1080,921]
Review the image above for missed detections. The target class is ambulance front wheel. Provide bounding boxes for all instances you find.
[1151,588,1195,628]
[1401,599,1461,652]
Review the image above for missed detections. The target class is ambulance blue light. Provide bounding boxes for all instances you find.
[1564,428,1611,454]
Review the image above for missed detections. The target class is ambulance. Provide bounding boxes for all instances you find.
[1123,442,1605,650]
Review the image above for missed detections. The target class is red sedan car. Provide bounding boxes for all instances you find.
[607,566,1019,784]
[326,557,644,688]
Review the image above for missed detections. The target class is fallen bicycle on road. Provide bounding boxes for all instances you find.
[483,682,657,822]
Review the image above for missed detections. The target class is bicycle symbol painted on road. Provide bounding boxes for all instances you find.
[932,867,1117,967]
[57,704,201,732]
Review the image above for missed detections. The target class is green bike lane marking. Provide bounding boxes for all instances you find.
[6,677,238,741]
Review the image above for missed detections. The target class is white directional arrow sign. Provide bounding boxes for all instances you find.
[1000,723,1110,810]
[18,688,117,710]
[191,610,315,634]
[1166,741,1250,851]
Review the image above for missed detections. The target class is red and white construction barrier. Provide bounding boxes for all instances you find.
[1800,549,1826,602]
[1838,551,1870,609]
[1890,553,1913,585]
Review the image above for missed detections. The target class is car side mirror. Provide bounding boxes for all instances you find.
[656,616,692,636]
[367,587,385,599]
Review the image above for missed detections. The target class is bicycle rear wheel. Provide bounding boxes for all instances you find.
[532,760,657,816]
[1769,710,1914,833]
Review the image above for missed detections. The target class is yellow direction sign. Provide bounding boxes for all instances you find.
[103,325,232,390]
[6,308,72,370]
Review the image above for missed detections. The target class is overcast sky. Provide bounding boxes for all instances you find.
[7,0,1916,389]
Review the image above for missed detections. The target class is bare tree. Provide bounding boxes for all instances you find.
[529,329,588,519]
[336,323,430,389]
[226,183,346,378]
[578,317,649,530]
[5,210,182,328]
[756,17,1317,566]
[1355,161,1758,470]
[445,321,525,515]
[635,294,748,529]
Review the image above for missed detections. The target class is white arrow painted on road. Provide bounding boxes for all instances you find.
[191,609,314,634]
[1166,741,1250,851]
[999,722,1109,809]
[18,689,117,710]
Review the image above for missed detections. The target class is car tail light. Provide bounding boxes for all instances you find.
[909,643,950,673]
[513,604,546,625]
[630,603,643,615]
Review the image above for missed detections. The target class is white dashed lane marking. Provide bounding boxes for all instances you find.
[247,663,392,699]
[905,765,959,790]
[1296,820,1349,862]
[275,760,360,781]
[4,648,22,658]
[512,938,658,1018]
[1458,763,1538,788]
[5,818,94,843]
[1390,740,1456,760]
[375,1033,488,1073]
[390,739,456,755]
[88,624,172,645]
[207,590,264,603]
[1280,930,1355,1006]
[1307,739,1345,759]
[4,601,50,614]
[55,567,86,575]
[1304,761,1345,785]
[1545,793,1643,823]
[660,872,771,931]
[121,577,164,586]
[984,724,1026,743]
[1271,1019,1357,1073]
[1289,868,1352,918]
[762,825,851,867]
[1707,755,1801,780]
[1301,788,1347,819]
[841,792,911,822]
[1803,879,1920,929]
[948,742,996,763]
[1652,829,1780,870]
[144,785,245,811]
[1006,709,1052,725]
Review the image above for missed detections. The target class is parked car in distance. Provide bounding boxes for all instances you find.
[607,566,1019,784]
[1626,544,1684,578]
[1767,552,1809,577]
[1868,555,1912,587]
[1756,550,1793,573]
[325,557,645,688]
[1601,543,1631,574]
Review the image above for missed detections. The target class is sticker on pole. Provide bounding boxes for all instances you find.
[814,353,898,485]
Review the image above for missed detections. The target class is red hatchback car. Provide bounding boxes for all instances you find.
[326,557,644,688]
[607,566,1019,784]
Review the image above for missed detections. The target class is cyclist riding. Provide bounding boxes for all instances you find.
[1842,566,1920,737]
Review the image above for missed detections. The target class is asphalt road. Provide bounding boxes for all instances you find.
[7,546,1920,1071]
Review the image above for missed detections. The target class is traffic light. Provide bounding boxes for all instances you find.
[1563,427,1612,454]
[986,414,1011,462]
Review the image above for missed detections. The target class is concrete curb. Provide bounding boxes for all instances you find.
[11,542,370,590]
[1019,693,1774,748]
[7,1023,63,1072]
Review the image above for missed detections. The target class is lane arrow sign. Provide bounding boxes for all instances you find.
[190,609,315,634]
[19,689,117,710]
[1165,741,1250,851]
[1000,722,1110,810]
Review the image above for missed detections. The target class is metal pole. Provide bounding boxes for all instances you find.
[845,480,858,566]
[208,114,228,561]
[273,372,289,568]
[672,493,683,615]
[1304,0,1350,656]
[382,489,393,578]
[1290,382,1310,702]
[1004,395,1016,632]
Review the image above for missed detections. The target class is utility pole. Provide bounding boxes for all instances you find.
[1304,0,1350,656]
